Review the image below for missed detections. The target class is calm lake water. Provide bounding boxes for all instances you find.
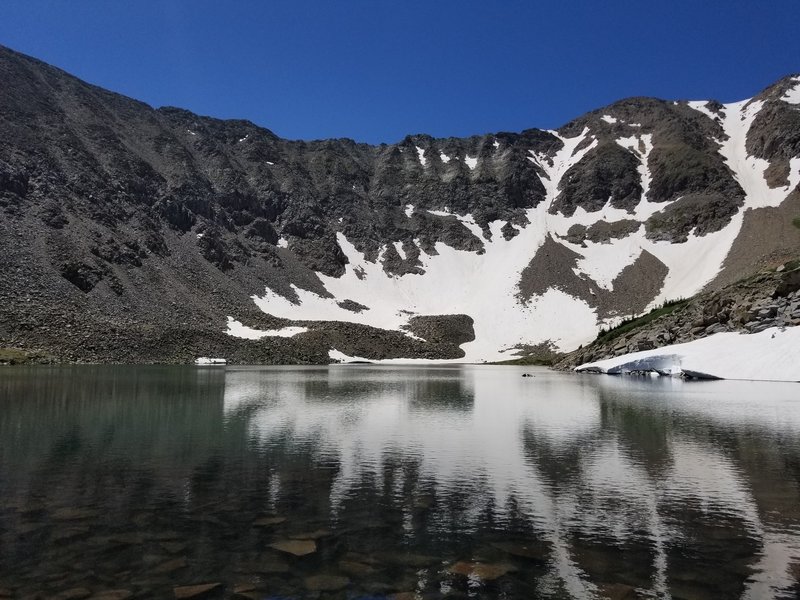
[1,366,799,599]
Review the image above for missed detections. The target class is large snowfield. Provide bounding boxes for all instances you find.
[575,327,800,382]
[228,78,800,368]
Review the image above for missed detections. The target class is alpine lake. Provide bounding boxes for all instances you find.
[1,365,799,599]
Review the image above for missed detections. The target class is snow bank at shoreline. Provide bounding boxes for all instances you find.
[575,327,800,382]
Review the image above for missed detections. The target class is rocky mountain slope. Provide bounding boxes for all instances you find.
[556,258,800,371]
[1,44,799,363]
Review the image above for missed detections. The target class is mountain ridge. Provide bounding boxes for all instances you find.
[1,44,799,363]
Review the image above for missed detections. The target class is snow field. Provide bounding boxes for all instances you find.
[782,77,800,104]
[226,316,308,340]
[693,99,800,210]
[576,327,800,382]
[236,95,797,362]
[559,94,800,311]
[415,145,427,167]
[253,129,603,360]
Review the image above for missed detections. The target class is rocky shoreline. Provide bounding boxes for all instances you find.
[556,261,800,370]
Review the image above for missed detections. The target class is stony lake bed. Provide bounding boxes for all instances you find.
[1,365,800,599]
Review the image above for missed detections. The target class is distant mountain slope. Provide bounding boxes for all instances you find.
[0,44,798,363]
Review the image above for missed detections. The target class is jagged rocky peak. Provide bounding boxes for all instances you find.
[1,43,799,364]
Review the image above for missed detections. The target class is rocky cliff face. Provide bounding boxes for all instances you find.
[1,44,799,363]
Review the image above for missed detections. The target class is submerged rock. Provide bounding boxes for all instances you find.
[338,560,378,577]
[448,561,516,581]
[268,539,317,556]
[153,557,189,574]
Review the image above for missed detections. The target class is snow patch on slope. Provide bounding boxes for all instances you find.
[426,209,452,217]
[464,155,478,170]
[328,349,461,364]
[782,77,800,104]
[540,131,669,297]
[712,100,800,208]
[249,108,796,361]
[528,128,598,205]
[254,225,597,361]
[251,128,606,361]
[616,133,657,215]
[416,146,427,167]
[686,100,719,121]
[226,317,308,339]
[575,236,643,291]
[577,327,800,382]
[560,219,744,306]
[578,97,800,307]
[552,118,780,307]
[647,97,800,309]
[393,241,407,260]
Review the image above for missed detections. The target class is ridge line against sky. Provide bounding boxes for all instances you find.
[1,0,799,144]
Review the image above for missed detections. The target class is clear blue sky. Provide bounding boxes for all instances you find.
[1,0,798,144]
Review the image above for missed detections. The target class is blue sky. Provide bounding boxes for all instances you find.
[1,1,798,144]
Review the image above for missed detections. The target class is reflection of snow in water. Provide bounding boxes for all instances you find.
[222,366,800,598]
[582,440,670,596]
[223,366,601,512]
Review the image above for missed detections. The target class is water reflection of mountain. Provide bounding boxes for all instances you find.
[1,366,799,598]
[224,366,800,598]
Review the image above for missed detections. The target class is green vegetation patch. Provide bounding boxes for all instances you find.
[792,216,800,230]
[594,298,689,345]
